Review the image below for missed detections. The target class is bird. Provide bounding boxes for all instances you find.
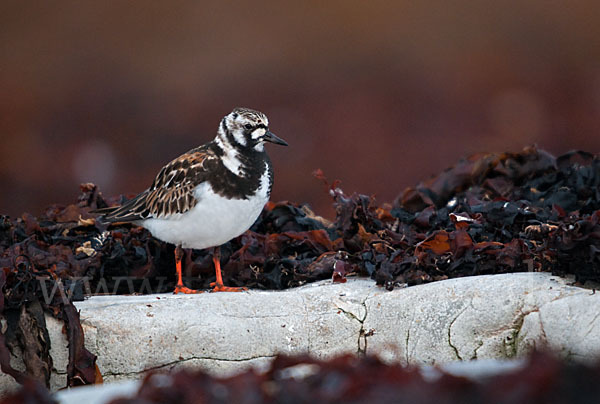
[93,107,288,294]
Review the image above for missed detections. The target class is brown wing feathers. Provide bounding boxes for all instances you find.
[94,150,210,223]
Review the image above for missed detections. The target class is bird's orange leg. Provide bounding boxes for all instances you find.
[173,245,202,294]
[210,246,247,292]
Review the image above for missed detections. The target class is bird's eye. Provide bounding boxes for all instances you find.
[244,124,253,130]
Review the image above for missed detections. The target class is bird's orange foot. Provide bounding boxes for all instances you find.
[173,285,203,294]
[209,282,248,292]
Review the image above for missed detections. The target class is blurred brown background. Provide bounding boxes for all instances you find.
[2,1,600,219]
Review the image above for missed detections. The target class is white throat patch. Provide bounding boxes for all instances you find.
[222,148,242,175]
[232,130,247,146]
[215,134,243,175]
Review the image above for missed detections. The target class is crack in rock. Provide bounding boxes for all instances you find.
[447,306,468,361]
[512,306,545,356]
[585,311,600,339]
[101,354,278,377]
[335,294,372,356]
[472,340,484,360]
[405,328,410,363]
[504,309,532,358]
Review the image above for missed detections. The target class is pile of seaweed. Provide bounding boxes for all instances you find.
[1,146,599,389]
[5,352,600,404]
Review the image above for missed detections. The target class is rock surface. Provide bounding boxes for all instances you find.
[1,272,599,394]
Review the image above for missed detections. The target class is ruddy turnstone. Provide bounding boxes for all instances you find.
[94,107,288,294]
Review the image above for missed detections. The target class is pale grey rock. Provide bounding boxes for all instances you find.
[1,272,599,396]
[365,273,599,364]
[518,288,600,361]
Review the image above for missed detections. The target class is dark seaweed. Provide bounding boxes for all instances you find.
[1,146,599,388]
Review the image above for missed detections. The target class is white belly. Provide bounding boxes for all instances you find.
[140,177,269,250]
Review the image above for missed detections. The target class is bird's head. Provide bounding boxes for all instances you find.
[218,107,288,152]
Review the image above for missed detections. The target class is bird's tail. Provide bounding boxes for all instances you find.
[90,205,143,223]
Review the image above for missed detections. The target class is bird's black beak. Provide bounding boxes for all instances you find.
[263,131,288,146]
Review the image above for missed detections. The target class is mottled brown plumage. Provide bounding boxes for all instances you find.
[95,149,214,221]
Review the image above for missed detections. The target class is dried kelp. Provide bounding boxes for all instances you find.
[0,185,103,388]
